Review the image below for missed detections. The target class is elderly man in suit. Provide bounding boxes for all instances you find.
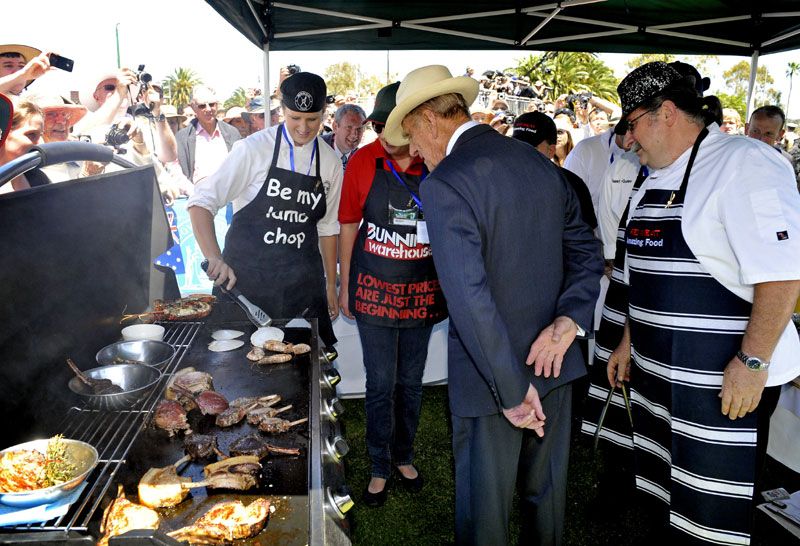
[176,86,241,184]
[385,66,603,545]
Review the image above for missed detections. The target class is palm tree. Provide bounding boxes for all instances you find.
[224,87,249,110]
[786,61,800,118]
[162,68,202,110]
[512,52,619,102]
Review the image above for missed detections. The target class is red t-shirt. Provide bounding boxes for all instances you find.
[338,138,426,224]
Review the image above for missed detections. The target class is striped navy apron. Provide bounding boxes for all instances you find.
[626,127,761,545]
[581,166,648,449]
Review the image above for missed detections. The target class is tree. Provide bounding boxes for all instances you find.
[162,67,202,110]
[224,87,248,110]
[716,92,747,121]
[625,53,675,71]
[722,61,781,108]
[786,61,800,118]
[323,62,390,97]
[512,52,619,102]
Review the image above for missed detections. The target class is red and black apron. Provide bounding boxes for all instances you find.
[581,165,647,448]
[626,128,761,544]
[348,157,446,327]
[220,124,336,346]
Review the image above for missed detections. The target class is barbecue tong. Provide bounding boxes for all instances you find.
[201,260,272,327]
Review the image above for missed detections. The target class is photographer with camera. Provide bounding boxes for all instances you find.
[0,44,53,97]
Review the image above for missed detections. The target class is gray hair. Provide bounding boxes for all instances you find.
[334,104,366,124]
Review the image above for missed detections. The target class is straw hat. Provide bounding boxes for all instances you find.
[384,65,479,146]
[161,104,186,124]
[223,106,245,122]
[33,94,88,126]
[0,44,41,63]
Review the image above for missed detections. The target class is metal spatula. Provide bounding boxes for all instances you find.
[201,260,272,327]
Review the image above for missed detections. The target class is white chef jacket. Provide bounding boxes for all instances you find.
[625,128,800,386]
[597,150,641,259]
[563,128,625,213]
[188,125,343,237]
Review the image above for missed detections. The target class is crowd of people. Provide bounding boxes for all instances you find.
[1,42,800,546]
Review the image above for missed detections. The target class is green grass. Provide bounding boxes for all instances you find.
[342,385,652,546]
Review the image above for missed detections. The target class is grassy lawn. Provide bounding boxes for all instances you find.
[341,385,650,546]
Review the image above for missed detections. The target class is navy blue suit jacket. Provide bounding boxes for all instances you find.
[421,124,603,418]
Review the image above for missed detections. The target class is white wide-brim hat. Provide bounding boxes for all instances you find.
[79,72,119,112]
[385,65,479,146]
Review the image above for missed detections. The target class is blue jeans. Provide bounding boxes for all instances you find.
[357,320,434,479]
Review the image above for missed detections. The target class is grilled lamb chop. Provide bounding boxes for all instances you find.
[166,368,214,409]
[181,456,261,491]
[167,498,270,545]
[170,384,229,416]
[215,402,256,428]
[229,433,301,459]
[137,456,192,509]
[230,394,281,408]
[98,485,160,546]
[184,434,225,460]
[67,358,123,395]
[245,404,292,426]
[154,400,191,436]
[257,416,308,434]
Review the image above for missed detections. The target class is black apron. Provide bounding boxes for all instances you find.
[626,128,762,544]
[219,124,336,346]
[349,157,447,328]
[581,166,648,448]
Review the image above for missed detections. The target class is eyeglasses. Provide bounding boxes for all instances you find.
[373,123,384,134]
[195,102,218,110]
[626,106,661,133]
[103,84,116,92]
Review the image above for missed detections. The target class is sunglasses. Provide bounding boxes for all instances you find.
[196,102,218,110]
[373,123,384,134]
[103,84,116,92]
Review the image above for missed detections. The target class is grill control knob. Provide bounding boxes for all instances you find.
[327,486,354,519]
[322,397,344,422]
[320,367,342,389]
[324,436,350,462]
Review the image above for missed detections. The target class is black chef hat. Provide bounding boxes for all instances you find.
[512,112,557,147]
[280,72,327,113]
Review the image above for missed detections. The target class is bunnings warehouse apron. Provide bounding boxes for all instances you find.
[221,124,336,346]
[581,166,648,448]
[626,127,762,544]
[349,157,446,327]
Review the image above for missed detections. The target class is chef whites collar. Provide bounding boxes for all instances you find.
[281,72,327,113]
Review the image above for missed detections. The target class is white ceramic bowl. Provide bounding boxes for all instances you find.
[121,324,165,341]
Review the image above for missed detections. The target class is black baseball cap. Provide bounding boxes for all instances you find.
[512,112,557,147]
[280,72,327,113]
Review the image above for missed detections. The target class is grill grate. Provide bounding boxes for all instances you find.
[8,321,202,533]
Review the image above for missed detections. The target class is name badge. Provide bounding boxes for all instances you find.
[417,220,429,244]
[389,204,418,227]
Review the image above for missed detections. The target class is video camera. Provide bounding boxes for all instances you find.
[129,64,156,118]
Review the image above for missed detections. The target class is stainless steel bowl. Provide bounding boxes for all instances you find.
[68,364,161,410]
[96,340,175,370]
[0,438,98,507]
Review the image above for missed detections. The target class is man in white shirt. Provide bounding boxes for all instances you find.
[563,127,626,213]
[608,61,800,544]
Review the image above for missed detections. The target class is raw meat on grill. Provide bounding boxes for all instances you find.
[170,383,229,416]
[256,417,308,434]
[98,485,160,546]
[154,400,191,436]
[137,457,192,509]
[167,498,270,545]
[181,456,261,491]
[184,434,225,460]
[245,404,292,426]
[229,433,301,459]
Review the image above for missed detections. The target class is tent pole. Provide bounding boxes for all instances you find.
[264,41,271,128]
[746,49,759,121]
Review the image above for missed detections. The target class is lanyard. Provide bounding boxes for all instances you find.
[281,124,317,176]
[385,159,426,212]
[608,131,616,165]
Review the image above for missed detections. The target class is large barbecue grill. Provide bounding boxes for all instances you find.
[0,144,353,545]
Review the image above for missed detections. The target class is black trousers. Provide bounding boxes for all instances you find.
[452,383,572,546]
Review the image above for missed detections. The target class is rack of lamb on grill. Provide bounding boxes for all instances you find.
[257,416,308,434]
[171,383,229,416]
[167,498,270,545]
[181,456,261,491]
[98,485,160,546]
[215,394,281,427]
[154,399,191,436]
[166,368,214,409]
[229,433,301,458]
[137,456,192,509]
[245,404,293,426]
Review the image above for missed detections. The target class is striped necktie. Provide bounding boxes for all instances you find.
[341,152,348,169]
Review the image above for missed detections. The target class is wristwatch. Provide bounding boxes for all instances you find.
[736,350,770,371]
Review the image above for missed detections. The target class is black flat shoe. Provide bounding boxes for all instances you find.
[396,468,424,493]
[362,485,388,507]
